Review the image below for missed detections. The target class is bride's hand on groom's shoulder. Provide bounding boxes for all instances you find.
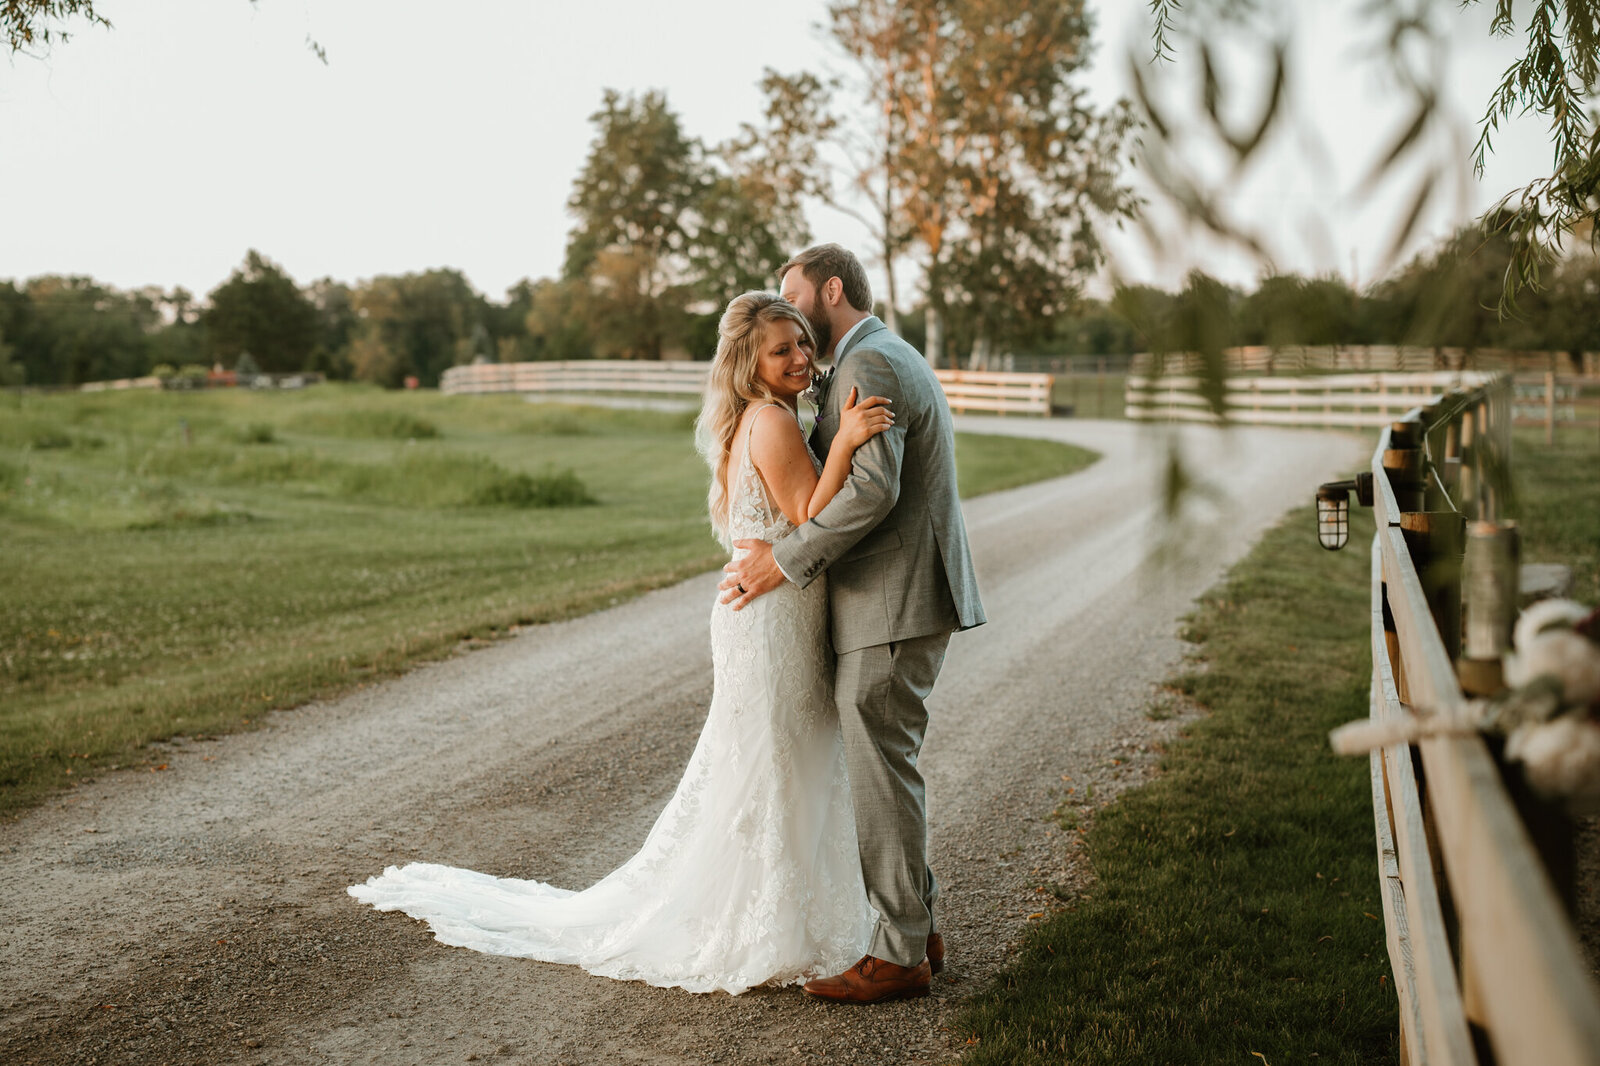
[719,540,785,611]
[836,387,894,451]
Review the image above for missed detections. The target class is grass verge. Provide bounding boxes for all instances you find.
[2,385,1098,816]
[957,501,1395,1064]
[956,424,1597,1064]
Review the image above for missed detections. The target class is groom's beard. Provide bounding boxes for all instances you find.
[805,309,834,361]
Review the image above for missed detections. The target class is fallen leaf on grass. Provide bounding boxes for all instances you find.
[1363,912,1380,920]
[1251,1053,1272,1066]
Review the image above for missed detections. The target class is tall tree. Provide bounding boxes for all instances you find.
[563,90,703,359]
[203,250,318,373]
[564,88,805,359]
[737,68,909,328]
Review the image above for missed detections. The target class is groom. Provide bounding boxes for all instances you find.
[720,243,985,1003]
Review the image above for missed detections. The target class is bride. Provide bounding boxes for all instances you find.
[349,292,895,994]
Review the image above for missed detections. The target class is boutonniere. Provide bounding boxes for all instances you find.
[805,366,834,409]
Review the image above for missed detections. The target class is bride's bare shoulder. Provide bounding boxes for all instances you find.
[746,404,805,462]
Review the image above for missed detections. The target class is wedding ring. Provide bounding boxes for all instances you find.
[736,584,747,595]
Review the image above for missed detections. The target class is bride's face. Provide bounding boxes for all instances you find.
[753,319,815,399]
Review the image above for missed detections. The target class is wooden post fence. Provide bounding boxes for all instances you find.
[439,361,1055,416]
[1362,372,1600,1065]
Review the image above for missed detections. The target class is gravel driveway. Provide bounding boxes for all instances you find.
[0,417,1367,1065]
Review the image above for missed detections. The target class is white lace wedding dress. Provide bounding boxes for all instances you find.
[348,405,874,994]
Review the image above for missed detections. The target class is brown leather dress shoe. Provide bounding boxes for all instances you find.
[926,932,945,976]
[803,954,931,1004]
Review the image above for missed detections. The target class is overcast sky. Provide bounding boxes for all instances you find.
[0,0,1555,303]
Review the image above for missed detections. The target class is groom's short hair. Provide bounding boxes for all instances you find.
[779,244,873,313]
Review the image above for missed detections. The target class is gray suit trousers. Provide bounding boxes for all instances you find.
[834,629,951,967]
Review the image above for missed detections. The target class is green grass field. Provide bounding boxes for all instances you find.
[1,385,1097,815]
[955,424,1597,1064]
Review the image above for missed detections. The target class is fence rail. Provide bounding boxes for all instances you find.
[442,361,1055,416]
[1359,374,1600,1064]
[1125,370,1498,427]
[932,369,1052,415]
[1133,345,1600,376]
[441,361,709,396]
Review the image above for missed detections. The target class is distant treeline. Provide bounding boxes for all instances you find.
[2,223,1595,389]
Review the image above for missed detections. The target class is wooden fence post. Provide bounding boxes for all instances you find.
[1400,511,1466,663]
[1442,418,1463,501]
[1458,521,1518,697]
[1384,421,1427,514]
[1545,370,1556,446]
[1457,405,1479,520]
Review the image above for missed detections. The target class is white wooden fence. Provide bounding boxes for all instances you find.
[1360,377,1600,1064]
[933,369,1053,415]
[442,361,1054,416]
[1125,370,1498,428]
[441,361,709,396]
[1133,345,1600,376]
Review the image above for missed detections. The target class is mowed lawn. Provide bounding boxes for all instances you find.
[1,384,1097,814]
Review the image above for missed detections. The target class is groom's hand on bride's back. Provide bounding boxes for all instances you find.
[719,540,785,610]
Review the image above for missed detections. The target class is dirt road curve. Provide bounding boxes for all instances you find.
[2,419,1367,1065]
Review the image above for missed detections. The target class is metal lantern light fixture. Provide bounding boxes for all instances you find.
[1316,473,1375,551]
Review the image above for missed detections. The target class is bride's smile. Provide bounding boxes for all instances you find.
[753,319,816,401]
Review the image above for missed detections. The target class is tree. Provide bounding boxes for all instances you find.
[13,276,155,385]
[736,68,908,327]
[143,286,206,372]
[564,88,806,359]
[563,90,703,359]
[1234,274,1366,349]
[0,329,23,390]
[522,278,594,362]
[203,251,318,373]
[305,277,358,379]
[769,0,1135,367]
[3,0,107,53]
[348,269,490,387]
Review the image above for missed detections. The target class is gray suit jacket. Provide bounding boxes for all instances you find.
[772,318,985,654]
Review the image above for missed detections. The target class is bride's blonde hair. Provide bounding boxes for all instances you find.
[694,291,817,547]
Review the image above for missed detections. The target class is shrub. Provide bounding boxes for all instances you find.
[468,467,596,508]
[237,423,277,444]
[291,410,439,440]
